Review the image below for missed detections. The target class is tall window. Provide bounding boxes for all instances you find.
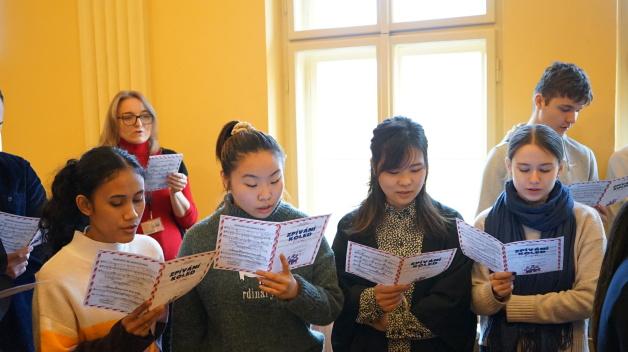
[286,1,496,241]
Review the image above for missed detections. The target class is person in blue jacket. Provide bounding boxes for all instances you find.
[592,202,628,352]
[0,89,47,352]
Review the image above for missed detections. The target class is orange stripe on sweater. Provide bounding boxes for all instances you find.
[39,330,77,351]
[40,320,159,352]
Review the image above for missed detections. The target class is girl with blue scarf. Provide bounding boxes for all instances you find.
[471,124,606,352]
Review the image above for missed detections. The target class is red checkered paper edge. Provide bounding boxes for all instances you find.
[215,215,278,272]
[84,250,162,313]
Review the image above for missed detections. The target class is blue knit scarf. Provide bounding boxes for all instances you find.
[484,180,576,352]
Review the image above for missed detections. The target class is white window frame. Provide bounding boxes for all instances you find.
[286,0,495,40]
[283,0,497,210]
[389,28,498,145]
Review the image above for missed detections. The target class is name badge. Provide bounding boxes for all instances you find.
[141,217,164,235]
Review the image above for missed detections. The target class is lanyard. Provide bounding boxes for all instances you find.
[146,191,153,219]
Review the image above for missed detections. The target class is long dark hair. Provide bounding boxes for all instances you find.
[40,146,145,254]
[351,116,446,234]
[592,202,628,345]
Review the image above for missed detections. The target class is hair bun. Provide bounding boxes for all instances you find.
[231,121,255,136]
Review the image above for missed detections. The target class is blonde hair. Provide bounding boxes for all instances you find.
[99,90,160,154]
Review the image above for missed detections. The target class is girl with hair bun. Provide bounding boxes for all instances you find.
[172,120,343,352]
[471,124,606,352]
[34,146,166,351]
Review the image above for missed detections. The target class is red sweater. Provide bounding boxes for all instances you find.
[119,140,198,260]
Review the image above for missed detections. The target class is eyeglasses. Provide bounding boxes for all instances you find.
[117,112,154,126]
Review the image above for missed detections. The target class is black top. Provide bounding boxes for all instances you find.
[331,200,477,352]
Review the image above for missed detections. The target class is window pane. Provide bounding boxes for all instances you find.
[295,46,377,242]
[393,39,487,221]
[392,0,487,23]
[293,0,377,31]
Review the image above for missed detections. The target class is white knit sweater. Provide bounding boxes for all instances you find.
[33,231,163,351]
[471,202,606,352]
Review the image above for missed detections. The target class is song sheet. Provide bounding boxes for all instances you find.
[345,241,456,285]
[0,211,40,253]
[0,282,40,299]
[215,214,330,273]
[84,250,214,313]
[569,175,628,206]
[396,248,458,285]
[151,251,215,307]
[271,216,329,272]
[456,219,563,275]
[145,154,183,192]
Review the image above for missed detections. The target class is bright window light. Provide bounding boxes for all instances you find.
[393,39,487,221]
[392,0,487,23]
[295,46,378,242]
[293,0,377,31]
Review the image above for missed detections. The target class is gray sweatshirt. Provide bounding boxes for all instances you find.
[606,145,628,229]
[172,195,343,352]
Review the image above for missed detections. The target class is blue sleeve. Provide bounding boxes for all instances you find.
[23,161,46,217]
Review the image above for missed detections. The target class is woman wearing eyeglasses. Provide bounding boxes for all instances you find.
[99,90,198,261]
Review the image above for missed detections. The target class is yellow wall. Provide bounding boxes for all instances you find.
[617,0,628,148]
[146,0,269,217]
[0,0,270,219]
[499,0,617,177]
[0,0,620,217]
[0,0,85,186]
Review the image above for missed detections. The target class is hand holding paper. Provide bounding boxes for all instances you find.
[121,301,166,338]
[0,211,40,253]
[84,250,214,313]
[345,241,456,285]
[569,176,628,206]
[145,154,183,192]
[215,215,330,273]
[166,172,188,193]
[456,219,564,275]
[5,246,30,279]
[374,284,410,312]
[256,254,299,300]
[490,271,514,299]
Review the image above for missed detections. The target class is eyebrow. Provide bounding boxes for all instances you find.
[109,195,128,200]
[109,190,144,200]
[120,110,150,115]
[242,169,281,179]
[516,162,555,166]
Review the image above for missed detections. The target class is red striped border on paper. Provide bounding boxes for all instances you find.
[215,215,277,273]
[84,250,161,313]
[279,214,331,271]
